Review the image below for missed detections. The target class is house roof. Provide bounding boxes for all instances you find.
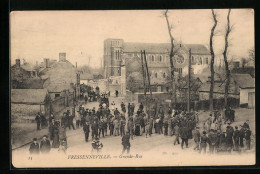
[40,61,77,92]
[231,74,255,88]
[123,42,210,55]
[11,89,48,104]
[198,82,238,94]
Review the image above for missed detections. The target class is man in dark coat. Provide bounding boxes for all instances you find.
[49,119,55,141]
[239,125,245,148]
[226,124,234,152]
[180,126,189,149]
[35,113,41,130]
[127,103,131,116]
[29,138,40,155]
[114,108,120,116]
[245,128,252,150]
[67,110,75,130]
[83,122,90,142]
[233,126,240,151]
[40,135,51,154]
[139,103,144,112]
[243,120,250,129]
[121,131,131,155]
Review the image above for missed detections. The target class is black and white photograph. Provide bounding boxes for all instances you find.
[10,9,255,167]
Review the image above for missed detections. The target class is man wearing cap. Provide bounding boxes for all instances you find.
[239,125,245,148]
[200,131,209,154]
[121,131,131,155]
[40,135,51,154]
[193,127,200,151]
[29,138,40,155]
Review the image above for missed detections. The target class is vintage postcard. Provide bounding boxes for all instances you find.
[10,9,255,168]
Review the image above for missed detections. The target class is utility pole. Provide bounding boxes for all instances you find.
[188,49,191,113]
[143,50,152,98]
[141,51,147,97]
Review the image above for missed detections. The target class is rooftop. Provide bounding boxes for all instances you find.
[11,89,48,104]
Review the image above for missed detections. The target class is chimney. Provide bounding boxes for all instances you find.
[15,59,20,67]
[59,52,66,62]
[44,58,49,68]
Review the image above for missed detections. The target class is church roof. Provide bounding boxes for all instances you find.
[123,42,210,55]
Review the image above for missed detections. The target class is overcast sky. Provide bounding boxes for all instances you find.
[11,9,254,68]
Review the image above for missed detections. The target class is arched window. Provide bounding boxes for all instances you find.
[152,55,155,62]
[163,72,166,78]
[159,56,162,62]
[155,72,157,78]
[199,57,202,65]
[205,57,209,64]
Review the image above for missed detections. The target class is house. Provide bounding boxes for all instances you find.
[11,89,49,121]
[11,59,43,89]
[198,73,255,108]
[37,53,80,100]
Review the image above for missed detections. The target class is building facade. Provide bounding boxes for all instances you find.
[103,38,211,96]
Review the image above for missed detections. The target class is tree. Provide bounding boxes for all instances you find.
[248,47,255,63]
[209,9,218,111]
[223,9,232,109]
[127,72,143,101]
[163,10,177,105]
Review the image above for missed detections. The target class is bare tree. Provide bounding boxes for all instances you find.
[223,9,233,110]
[163,10,176,104]
[209,9,218,111]
[248,47,255,63]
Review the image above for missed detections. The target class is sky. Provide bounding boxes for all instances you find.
[10,9,254,68]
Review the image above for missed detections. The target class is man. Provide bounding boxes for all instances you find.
[139,103,144,112]
[200,131,209,154]
[49,113,55,124]
[128,103,131,116]
[49,119,55,141]
[226,124,234,152]
[114,108,120,116]
[40,113,47,128]
[144,115,149,138]
[29,138,40,155]
[243,120,250,129]
[68,110,75,130]
[40,135,51,154]
[180,126,189,149]
[233,126,240,151]
[173,124,180,145]
[149,116,154,136]
[113,118,119,136]
[239,125,245,148]
[83,122,90,142]
[163,114,169,136]
[35,112,41,130]
[127,117,134,140]
[120,117,126,137]
[121,131,131,155]
[208,129,218,154]
[92,120,99,139]
[75,110,81,129]
[109,115,114,136]
[121,102,126,113]
[98,118,105,138]
[193,127,200,151]
[245,127,252,150]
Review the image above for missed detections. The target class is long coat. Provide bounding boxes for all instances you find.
[29,143,40,154]
[40,140,51,153]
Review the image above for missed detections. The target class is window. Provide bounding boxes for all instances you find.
[118,68,120,74]
[55,94,60,98]
[152,55,155,62]
[205,57,209,64]
[163,72,166,78]
[199,57,202,65]
[159,56,162,62]
[155,72,157,78]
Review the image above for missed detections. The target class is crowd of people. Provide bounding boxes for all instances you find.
[30,92,252,155]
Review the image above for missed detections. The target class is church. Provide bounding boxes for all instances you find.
[103,38,211,96]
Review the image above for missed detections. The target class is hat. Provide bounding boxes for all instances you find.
[33,138,37,141]
[43,135,48,138]
[235,126,238,129]
[203,131,206,134]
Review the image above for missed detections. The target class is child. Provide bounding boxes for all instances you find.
[58,138,67,154]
